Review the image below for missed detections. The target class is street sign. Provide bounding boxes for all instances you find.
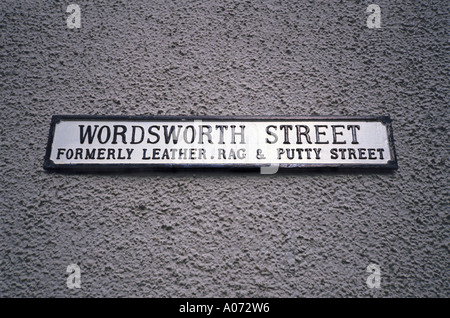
[43,115,398,170]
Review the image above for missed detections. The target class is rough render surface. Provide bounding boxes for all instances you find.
[0,0,448,297]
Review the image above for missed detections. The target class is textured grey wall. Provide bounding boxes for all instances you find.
[0,0,448,297]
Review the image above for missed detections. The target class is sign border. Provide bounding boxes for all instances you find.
[43,115,398,171]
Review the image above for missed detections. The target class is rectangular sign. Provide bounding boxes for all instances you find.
[44,115,398,170]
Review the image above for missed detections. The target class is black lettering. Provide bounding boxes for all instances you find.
[295,125,312,144]
[331,125,346,144]
[305,148,312,159]
[131,126,145,144]
[358,148,367,159]
[347,125,360,144]
[228,149,237,159]
[170,149,177,159]
[199,148,206,159]
[97,148,106,160]
[280,125,293,144]
[161,149,169,160]
[163,125,182,144]
[313,148,321,159]
[57,148,66,159]
[74,148,83,159]
[107,148,115,160]
[117,149,126,160]
[215,125,228,144]
[112,125,127,144]
[237,149,246,159]
[286,149,294,159]
[348,148,357,159]
[66,149,74,159]
[152,148,161,159]
[218,149,226,159]
[147,126,160,144]
[265,125,278,144]
[189,148,196,159]
[277,148,285,159]
[368,148,376,160]
[79,125,98,144]
[97,126,111,144]
[199,125,213,144]
[142,149,151,160]
[377,148,385,160]
[183,126,196,144]
[330,148,338,159]
[231,125,245,144]
[85,149,96,159]
[314,125,329,144]
[178,148,187,159]
[126,149,133,159]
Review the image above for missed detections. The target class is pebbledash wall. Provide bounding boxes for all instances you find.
[0,0,448,297]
